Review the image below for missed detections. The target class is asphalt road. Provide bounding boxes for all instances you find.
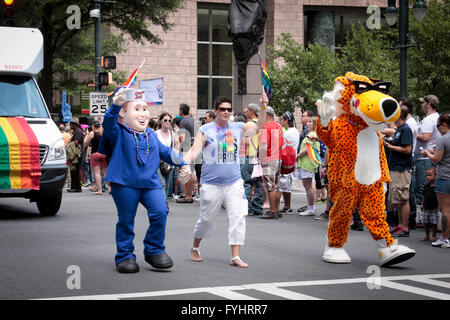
[0,188,449,302]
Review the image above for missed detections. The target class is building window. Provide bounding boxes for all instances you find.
[334,10,370,49]
[197,6,233,110]
[304,7,370,50]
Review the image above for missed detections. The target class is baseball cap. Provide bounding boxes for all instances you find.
[266,106,275,117]
[246,103,259,115]
[419,95,439,107]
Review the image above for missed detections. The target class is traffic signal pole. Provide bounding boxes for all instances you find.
[94,1,102,92]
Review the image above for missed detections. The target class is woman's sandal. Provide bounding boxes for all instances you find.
[230,256,248,268]
[190,247,202,262]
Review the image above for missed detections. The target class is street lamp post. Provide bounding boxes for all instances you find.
[399,0,408,98]
[94,2,102,92]
[384,0,427,98]
[90,0,115,92]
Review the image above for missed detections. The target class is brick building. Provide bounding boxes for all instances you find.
[108,0,388,120]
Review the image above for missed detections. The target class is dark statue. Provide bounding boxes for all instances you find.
[228,0,267,94]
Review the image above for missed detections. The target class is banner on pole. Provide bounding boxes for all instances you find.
[140,78,164,105]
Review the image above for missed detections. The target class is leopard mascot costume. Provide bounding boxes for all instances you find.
[316,72,415,267]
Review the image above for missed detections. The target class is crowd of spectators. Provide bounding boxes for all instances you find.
[60,93,449,249]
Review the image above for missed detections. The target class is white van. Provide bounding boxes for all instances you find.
[0,27,67,216]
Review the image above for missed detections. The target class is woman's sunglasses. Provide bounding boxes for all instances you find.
[218,107,232,113]
[162,119,171,122]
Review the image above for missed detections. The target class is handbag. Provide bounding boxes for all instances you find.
[251,158,263,178]
[159,131,174,177]
[159,161,173,177]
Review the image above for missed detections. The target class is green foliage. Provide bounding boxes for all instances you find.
[267,34,344,115]
[409,0,450,113]
[15,0,183,44]
[52,27,127,96]
[267,0,450,115]
[12,0,183,108]
[339,23,402,99]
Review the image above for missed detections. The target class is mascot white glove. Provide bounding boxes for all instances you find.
[179,165,192,184]
[113,88,127,107]
[316,93,335,128]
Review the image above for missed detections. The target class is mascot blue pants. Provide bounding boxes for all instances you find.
[111,184,169,264]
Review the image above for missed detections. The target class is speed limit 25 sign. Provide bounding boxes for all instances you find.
[89,92,109,116]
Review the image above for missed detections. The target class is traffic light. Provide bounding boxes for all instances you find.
[2,0,15,27]
[101,56,116,69]
[98,72,112,86]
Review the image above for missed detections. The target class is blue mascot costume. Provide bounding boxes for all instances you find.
[102,88,191,273]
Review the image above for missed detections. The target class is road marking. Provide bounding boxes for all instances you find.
[36,273,450,300]
[206,287,258,300]
[380,279,450,300]
[409,276,450,289]
[245,283,320,300]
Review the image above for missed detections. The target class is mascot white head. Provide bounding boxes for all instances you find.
[116,88,150,132]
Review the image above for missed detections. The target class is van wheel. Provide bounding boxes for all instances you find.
[37,191,62,216]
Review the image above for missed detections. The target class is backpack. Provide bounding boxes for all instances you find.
[280,135,297,174]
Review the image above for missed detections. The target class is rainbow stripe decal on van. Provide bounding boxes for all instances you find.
[0,117,41,190]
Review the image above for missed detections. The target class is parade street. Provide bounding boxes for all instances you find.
[0,189,449,301]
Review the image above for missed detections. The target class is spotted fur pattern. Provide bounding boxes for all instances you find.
[317,72,395,248]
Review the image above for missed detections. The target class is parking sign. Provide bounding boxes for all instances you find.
[89,92,108,116]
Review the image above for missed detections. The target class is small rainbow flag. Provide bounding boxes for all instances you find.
[259,54,272,99]
[108,60,145,97]
[0,117,41,190]
[306,143,324,165]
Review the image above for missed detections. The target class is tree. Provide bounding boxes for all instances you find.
[339,23,402,99]
[52,27,127,97]
[267,34,344,114]
[13,0,183,110]
[409,0,450,113]
[267,1,450,116]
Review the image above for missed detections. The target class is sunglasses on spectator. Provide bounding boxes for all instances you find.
[162,119,171,122]
[218,107,232,113]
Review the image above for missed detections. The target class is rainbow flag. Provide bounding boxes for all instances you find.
[259,54,272,99]
[306,143,324,165]
[108,60,146,97]
[0,117,41,190]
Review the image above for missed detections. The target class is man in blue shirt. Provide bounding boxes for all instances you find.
[383,105,413,237]
[102,88,191,273]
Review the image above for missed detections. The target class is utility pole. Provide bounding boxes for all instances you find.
[385,0,427,99]
[94,1,102,92]
[399,0,408,99]
[90,0,115,92]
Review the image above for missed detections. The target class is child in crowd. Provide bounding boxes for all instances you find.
[296,118,320,216]
[421,167,439,242]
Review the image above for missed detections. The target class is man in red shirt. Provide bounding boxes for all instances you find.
[259,106,284,219]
